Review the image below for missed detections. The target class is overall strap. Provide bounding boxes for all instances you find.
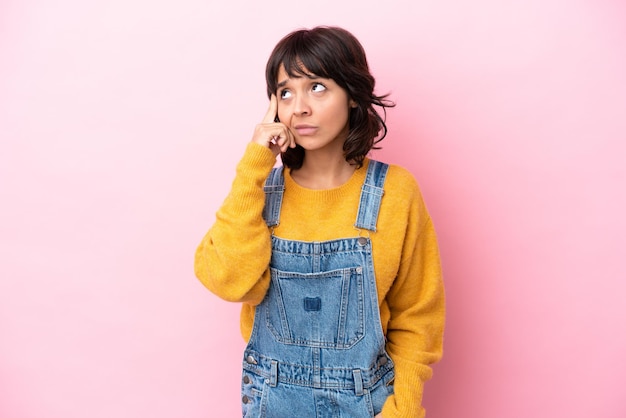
[262,167,285,227]
[354,160,389,232]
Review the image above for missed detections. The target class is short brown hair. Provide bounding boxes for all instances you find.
[265,26,394,169]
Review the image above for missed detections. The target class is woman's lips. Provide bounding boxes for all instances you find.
[294,125,317,135]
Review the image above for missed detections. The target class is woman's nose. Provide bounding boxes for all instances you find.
[293,95,311,116]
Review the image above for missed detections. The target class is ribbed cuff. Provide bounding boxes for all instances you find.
[381,356,431,418]
[238,142,277,175]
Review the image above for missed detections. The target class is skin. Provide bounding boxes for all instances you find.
[275,66,351,157]
[251,65,358,190]
[250,93,297,156]
[250,68,386,418]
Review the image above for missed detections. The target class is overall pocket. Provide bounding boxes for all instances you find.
[265,267,365,349]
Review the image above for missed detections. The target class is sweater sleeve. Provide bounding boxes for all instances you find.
[381,183,445,418]
[194,143,278,304]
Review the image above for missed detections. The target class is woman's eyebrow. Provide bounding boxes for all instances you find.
[277,73,323,89]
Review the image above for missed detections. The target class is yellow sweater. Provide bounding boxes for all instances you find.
[195,143,445,418]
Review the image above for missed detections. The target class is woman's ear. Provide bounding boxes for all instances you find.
[349,99,358,108]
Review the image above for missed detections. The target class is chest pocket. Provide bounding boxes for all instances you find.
[265,267,365,349]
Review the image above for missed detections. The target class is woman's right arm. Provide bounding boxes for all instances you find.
[194,142,276,303]
[194,96,295,305]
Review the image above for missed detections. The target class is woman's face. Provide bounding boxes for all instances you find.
[276,65,354,155]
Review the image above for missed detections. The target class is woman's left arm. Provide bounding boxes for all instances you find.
[380,181,446,418]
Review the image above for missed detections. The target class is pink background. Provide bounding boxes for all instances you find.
[1,0,625,417]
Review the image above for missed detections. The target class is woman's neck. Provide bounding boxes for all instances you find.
[290,152,356,190]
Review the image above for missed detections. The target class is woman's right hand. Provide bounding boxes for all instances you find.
[251,94,296,156]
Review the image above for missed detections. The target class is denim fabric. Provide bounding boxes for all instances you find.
[242,161,395,418]
[262,167,285,228]
[354,160,388,232]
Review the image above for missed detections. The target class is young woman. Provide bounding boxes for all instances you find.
[195,26,445,418]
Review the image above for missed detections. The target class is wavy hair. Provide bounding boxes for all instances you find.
[265,26,394,169]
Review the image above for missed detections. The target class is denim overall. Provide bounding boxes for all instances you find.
[241,161,395,418]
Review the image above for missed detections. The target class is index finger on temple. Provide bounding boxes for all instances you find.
[262,94,278,124]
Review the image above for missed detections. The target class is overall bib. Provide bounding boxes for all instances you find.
[241,161,395,418]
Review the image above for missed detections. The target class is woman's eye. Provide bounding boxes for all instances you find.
[312,83,326,92]
[280,90,292,99]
